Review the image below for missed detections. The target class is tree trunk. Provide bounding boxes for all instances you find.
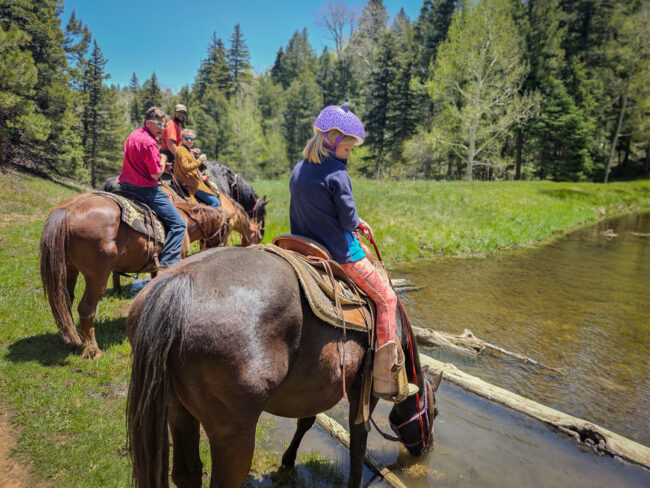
[604,79,630,183]
[0,108,3,167]
[514,130,523,180]
[644,143,649,178]
[466,120,477,182]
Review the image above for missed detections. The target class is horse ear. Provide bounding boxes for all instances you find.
[422,365,429,374]
[431,371,443,392]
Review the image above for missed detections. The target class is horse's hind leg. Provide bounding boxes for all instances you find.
[204,420,258,488]
[281,416,316,468]
[77,270,110,360]
[169,391,202,488]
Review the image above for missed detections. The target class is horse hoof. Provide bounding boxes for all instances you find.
[82,347,103,360]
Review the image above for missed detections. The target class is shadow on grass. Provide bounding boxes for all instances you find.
[5,316,127,366]
[5,332,77,366]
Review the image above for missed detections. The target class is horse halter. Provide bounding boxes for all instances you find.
[370,381,435,450]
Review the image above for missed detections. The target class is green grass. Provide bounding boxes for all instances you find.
[254,178,650,264]
[0,170,649,486]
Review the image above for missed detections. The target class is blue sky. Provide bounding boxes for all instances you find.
[60,0,423,93]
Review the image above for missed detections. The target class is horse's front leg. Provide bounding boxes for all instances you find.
[347,389,379,488]
[281,416,316,468]
[111,271,121,295]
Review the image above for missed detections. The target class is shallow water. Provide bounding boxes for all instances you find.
[395,212,650,446]
[258,214,650,486]
[264,382,649,487]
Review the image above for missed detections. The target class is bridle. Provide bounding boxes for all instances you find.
[365,232,432,451]
[370,381,436,449]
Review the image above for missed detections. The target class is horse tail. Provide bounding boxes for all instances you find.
[39,208,82,345]
[127,271,194,488]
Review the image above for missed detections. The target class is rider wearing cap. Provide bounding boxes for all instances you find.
[289,103,417,402]
[161,103,187,169]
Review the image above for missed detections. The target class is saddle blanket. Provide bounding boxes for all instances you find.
[93,191,166,244]
[255,243,374,333]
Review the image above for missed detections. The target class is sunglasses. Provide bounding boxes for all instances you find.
[183,136,195,141]
[149,120,168,129]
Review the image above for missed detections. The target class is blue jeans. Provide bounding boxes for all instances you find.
[119,182,187,267]
[195,189,221,208]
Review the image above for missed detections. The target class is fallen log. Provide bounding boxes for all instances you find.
[419,354,650,470]
[315,413,408,488]
[413,326,562,373]
[412,326,484,356]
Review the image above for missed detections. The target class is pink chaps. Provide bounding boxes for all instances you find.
[342,257,397,347]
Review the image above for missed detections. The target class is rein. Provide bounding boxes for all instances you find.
[365,233,428,450]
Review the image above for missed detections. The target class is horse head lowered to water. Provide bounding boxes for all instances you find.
[126,246,442,488]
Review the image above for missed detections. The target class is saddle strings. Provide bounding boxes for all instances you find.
[308,255,348,399]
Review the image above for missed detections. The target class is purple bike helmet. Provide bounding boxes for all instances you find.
[314,102,365,152]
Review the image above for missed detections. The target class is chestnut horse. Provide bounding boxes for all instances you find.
[39,192,232,359]
[127,246,442,488]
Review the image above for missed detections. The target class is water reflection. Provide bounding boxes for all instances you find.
[395,212,650,446]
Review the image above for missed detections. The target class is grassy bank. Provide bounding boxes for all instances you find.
[257,178,650,264]
[0,170,648,486]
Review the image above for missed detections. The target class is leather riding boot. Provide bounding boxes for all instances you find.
[372,341,419,403]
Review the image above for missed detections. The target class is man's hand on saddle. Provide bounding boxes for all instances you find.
[357,218,374,241]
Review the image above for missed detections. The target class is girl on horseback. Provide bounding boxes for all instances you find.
[289,103,417,402]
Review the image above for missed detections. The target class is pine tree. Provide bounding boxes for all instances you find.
[283,72,322,165]
[559,0,623,178]
[194,85,230,160]
[523,0,593,181]
[63,10,91,91]
[601,2,650,182]
[195,33,232,101]
[0,0,79,174]
[82,41,110,187]
[270,48,287,87]
[413,0,457,78]
[364,32,398,176]
[128,72,142,125]
[272,29,317,89]
[141,73,163,111]
[228,24,252,90]
[317,47,338,106]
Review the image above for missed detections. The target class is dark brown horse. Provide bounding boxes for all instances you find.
[126,246,442,488]
[40,192,231,359]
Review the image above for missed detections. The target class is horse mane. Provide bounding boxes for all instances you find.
[205,161,262,214]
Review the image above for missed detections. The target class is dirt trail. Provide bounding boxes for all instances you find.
[0,411,30,488]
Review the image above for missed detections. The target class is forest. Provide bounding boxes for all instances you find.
[0,0,648,187]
